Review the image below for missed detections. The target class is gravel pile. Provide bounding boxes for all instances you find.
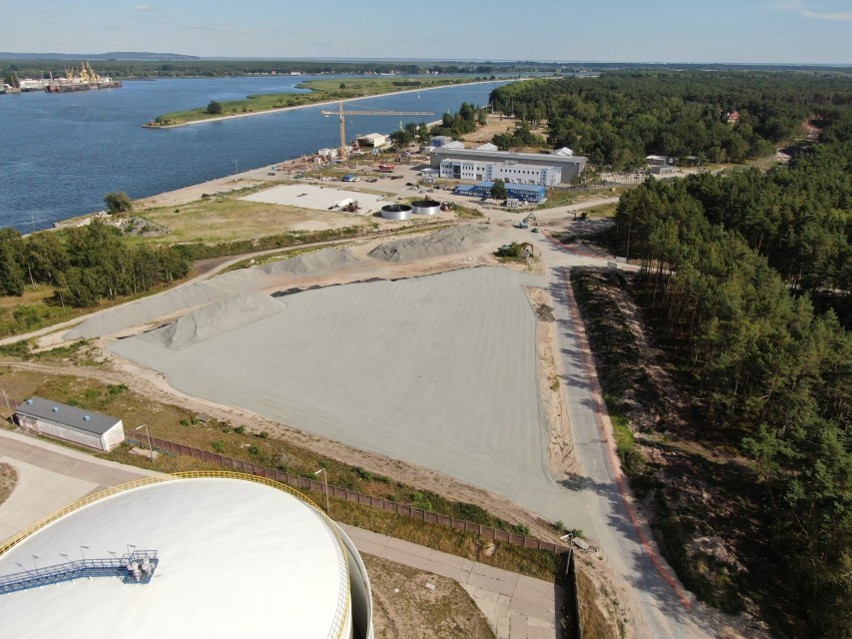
[368,225,490,263]
[261,247,359,276]
[144,294,284,349]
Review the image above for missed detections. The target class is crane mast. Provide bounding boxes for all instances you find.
[322,102,434,160]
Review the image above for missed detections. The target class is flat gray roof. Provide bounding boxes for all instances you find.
[432,148,587,164]
[15,396,121,436]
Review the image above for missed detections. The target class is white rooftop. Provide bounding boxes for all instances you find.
[550,147,574,157]
[0,477,349,639]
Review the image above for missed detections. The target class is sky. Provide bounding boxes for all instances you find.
[2,0,851,65]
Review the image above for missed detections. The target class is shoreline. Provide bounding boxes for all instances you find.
[143,78,514,129]
[41,77,523,233]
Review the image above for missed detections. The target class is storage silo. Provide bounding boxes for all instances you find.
[0,473,373,639]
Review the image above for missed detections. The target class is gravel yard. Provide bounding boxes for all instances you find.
[242,183,391,215]
[108,266,555,510]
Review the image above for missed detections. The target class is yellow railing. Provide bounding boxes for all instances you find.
[0,471,352,639]
[0,475,174,557]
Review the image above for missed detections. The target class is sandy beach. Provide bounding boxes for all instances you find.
[144,78,508,129]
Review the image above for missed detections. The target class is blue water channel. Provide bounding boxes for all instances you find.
[0,75,509,232]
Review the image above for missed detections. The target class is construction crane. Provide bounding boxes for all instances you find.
[321,102,434,160]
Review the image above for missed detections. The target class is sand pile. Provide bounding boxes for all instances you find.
[368,225,490,263]
[65,248,361,340]
[145,294,284,349]
[261,247,359,276]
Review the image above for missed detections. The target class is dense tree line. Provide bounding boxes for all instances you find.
[428,102,487,139]
[0,222,190,307]
[492,123,547,150]
[0,58,563,81]
[390,121,430,148]
[489,71,852,168]
[612,118,851,637]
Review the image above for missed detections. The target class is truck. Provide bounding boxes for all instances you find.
[513,213,537,229]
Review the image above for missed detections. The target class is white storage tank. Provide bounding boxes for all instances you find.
[412,200,441,216]
[0,473,374,639]
[380,204,412,221]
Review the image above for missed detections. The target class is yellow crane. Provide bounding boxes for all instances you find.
[321,101,433,160]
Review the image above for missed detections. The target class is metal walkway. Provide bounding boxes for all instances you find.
[0,550,159,595]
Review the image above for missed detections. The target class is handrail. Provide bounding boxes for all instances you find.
[0,550,159,594]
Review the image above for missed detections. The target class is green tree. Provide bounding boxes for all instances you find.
[490,179,507,201]
[0,228,25,296]
[103,191,132,214]
[206,100,222,115]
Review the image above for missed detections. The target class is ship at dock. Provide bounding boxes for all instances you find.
[45,62,122,93]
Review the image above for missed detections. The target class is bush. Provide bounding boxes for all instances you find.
[206,100,222,115]
[103,191,132,214]
[412,492,434,512]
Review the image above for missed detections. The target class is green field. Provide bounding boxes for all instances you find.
[151,76,483,126]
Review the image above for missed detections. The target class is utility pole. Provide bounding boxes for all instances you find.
[314,468,330,515]
[135,424,154,462]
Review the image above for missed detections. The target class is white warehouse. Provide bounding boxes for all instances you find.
[439,159,563,186]
[14,396,125,452]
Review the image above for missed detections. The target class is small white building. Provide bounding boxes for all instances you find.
[430,135,454,148]
[645,155,673,166]
[475,142,499,152]
[357,133,388,148]
[15,396,125,451]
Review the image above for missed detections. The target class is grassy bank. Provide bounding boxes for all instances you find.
[151,76,485,126]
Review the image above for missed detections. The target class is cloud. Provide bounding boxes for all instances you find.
[134,4,154,10]
[801,9,852,21]
[763,0,852,22]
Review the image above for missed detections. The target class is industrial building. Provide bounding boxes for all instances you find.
[14,397,124,452]
[454,181,548,204]
[0,473,374,639]
[439,158,562,186]
[431,147,586,183]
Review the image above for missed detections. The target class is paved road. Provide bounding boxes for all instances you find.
[0,430,161,543]
[527,231,709,639]
[0,429,559,639]
[342,524,561,639]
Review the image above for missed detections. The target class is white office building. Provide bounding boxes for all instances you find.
[431,147,586,183]
[439,159,562,186]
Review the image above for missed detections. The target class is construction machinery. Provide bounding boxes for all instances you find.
[514,213,537,229]
[321,102,433,160]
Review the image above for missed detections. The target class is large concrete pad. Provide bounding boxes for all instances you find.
[242,184,391,214]
[110,267,555,507]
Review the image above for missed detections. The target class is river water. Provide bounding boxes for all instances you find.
[0,75,508,232]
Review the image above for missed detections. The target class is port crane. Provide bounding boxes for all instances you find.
[321,102,433,160]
